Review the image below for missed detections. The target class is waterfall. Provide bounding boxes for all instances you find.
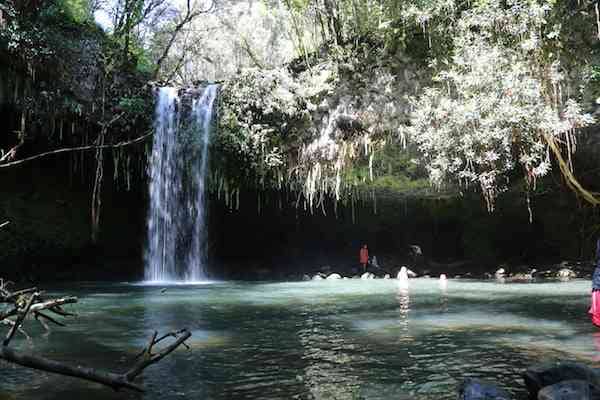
[145,85,218,282]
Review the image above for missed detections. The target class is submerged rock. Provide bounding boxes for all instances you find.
[326,273,342,280]
[537,380,590,400]
[458,378,511,400]
[524,361,600,399]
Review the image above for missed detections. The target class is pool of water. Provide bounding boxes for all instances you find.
[1,279,597,399]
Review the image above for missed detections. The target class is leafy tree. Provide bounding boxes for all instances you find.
[407,0,597,209]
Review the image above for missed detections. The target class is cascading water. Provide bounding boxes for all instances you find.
[145,85,218,282]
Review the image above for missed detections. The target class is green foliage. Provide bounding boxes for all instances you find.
[58,0,92,23]
[118,96,147,115]
[0,0,152,176]
[39,0,93,25]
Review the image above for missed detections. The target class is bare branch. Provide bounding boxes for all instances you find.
[126,329,191,381]
[4,292,37,346]
[48,306,76,317]
[152,0,215,79]
[34,311,66,327]
[0,346,145,392]
[0,131,152,169]
[0,281,192,392]
[3,287,38,302]
[29,297,78,313]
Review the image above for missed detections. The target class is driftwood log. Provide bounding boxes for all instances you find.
[0,278,191,392]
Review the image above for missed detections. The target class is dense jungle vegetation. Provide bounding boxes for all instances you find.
[2,0,600,278]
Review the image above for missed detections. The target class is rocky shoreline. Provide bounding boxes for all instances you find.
[246,259,594,283]
[460,361,600,400]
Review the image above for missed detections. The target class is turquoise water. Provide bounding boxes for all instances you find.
[0,279,596,399]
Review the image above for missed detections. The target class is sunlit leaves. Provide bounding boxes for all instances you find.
[407,0,594,210]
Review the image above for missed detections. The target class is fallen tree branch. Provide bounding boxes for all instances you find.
[134,328,190,360]
[3,287,38,302]
[34,311,66,327]
[0,221,9,229]
[0,281,192,392]
[0,346,145,392]
[4,292,37,346]
[0,131,153,169]
[126,329,192,381]
[29,296,78,312]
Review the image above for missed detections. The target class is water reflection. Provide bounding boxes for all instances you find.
[592,332,600,362]
[439,274,448,292]
[395,287,412,343]
[297,308,363,399]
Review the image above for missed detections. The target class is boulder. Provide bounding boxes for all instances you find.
[506,269,537,282]
[302,274,311,281]
[524,362,600,399]
[557,269,577,279]
[361,272,374,280]
[383,274,391,279]
[312,274,324,281]
[458,378,511,400]
[326,273,342,280]
[538,380,590,400]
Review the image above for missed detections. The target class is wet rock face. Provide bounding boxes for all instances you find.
[523,362,600,400]
[458,378,511,400]
[66,37,102,103]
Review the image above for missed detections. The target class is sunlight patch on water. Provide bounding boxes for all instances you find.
[414,311,572,331]
[490,332,600,363]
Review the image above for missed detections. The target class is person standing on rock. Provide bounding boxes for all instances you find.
[360,244,369,273]
[589,239,600,327]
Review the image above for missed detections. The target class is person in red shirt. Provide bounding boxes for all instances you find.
[360,244,369,272]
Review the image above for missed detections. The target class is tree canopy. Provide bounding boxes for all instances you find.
[2,0,600,213]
